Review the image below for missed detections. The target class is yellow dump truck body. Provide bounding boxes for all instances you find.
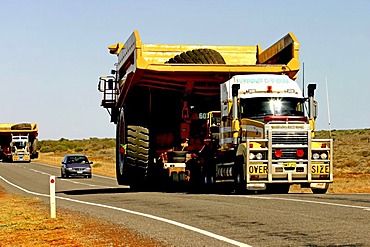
[110,30,300,105]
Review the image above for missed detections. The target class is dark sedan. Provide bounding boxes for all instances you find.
[60,154,92,178]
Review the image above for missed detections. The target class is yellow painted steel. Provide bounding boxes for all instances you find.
[112,30,300,79]
[110,30,301,107]
[0,123,38,133]
[108,42,125,55]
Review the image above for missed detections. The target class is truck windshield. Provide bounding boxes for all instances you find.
[14,141,26,149]
[240,97,305,120]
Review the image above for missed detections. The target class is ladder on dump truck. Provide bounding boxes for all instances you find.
[98,76,118,110]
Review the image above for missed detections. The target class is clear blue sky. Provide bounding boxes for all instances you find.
[1,0,369,140]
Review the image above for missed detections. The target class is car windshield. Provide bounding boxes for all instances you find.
[240,97,305,120]
[67,156,89,164]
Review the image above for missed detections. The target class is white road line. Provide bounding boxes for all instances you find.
[61,179,101,187]
[0,175,251,247]
[30,169,52,176]
[230,194,370,211]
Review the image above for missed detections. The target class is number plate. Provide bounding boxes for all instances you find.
[283,162,296,168]
[248,165,267,174]
[311,164,330,174]
[77,171,83,174]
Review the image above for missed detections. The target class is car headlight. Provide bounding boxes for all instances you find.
[312,153,320,160]
[66,168,73,171]
[85,168,91,171]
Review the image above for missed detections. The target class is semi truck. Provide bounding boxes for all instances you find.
[0,123,39,162]
[98,30,333,193]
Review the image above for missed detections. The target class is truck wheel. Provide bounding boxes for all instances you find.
[31,139,38,159]
[234,156,246,194]
[127,125,150,191]
[189,162,214,194]
[311,188,328,194]
[116,108,128,185]
[311,183,329,194]
[166,49,226,64]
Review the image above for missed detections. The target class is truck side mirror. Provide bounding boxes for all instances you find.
[308,84,316,97]
[98,78,105,92]
[313,100,318,120]
[307,84,318,120]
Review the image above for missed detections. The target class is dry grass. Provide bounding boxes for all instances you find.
[0,187,167,246]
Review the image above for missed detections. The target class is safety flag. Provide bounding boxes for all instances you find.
[120,144,127,155]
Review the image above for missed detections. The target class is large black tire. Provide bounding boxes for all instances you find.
[166,49,226,64]
[311,184,329,194]
[311,188,328,194]
[116,107,150,190]
[116,108,128,185]
[126,125,150,191]
[11,123,32,130]
[188,158,215,194]
[31,139,39,159]
[234,155,246,194]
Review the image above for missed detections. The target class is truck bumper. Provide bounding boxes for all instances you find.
[12,155,30,162]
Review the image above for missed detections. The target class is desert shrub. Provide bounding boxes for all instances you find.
[54,145,68,152]
[40,146,52,153]
[359,150,370,157]
[92,163,102,168]
[37,138,115,153]
[74,147,83,152]
[360,136,370,142]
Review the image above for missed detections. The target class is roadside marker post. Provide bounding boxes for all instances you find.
[50,176,56,218]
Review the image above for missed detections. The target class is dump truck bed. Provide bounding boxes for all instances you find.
[108,30,299,106]
[0,123,38,138]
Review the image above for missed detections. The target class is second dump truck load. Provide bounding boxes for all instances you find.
[98,30,333,194]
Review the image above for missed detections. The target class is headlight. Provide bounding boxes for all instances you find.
[312,153,320,160]
[256,153,263,160]
[85,168,91,171]
[66,167,73,171]
[249,153,255,160]
[320,153,328,160]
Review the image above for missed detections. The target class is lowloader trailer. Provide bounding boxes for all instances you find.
[0,123,39,162]
[98,30,333,193]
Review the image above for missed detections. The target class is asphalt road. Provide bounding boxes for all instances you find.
[0,161,369,247]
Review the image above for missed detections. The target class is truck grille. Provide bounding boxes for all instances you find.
[271,131,308,145]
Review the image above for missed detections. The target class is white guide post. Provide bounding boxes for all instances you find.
[50,176,56,218]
